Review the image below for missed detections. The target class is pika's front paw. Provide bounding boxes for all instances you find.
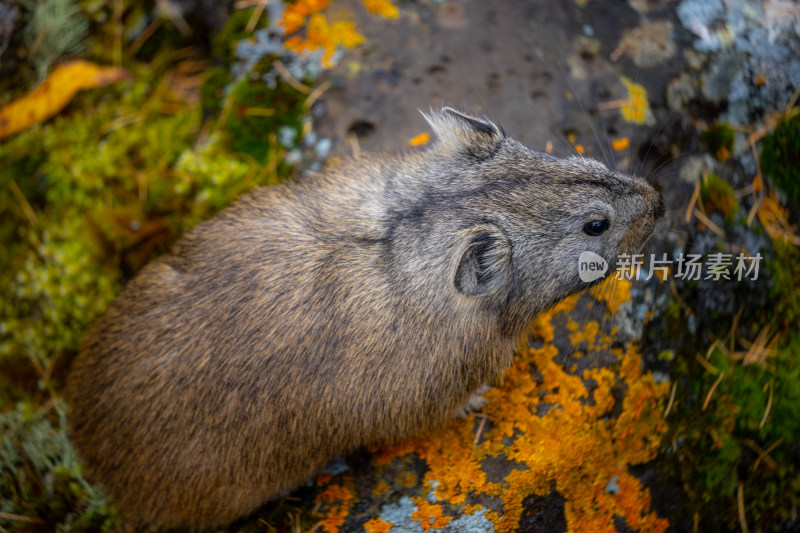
[453,384,492,418]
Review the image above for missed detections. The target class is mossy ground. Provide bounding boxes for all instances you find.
[0,2,306,530]
[1,1,799,532]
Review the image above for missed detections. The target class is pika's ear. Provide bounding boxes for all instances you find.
[421,107,505,159]
[453,226,512,298]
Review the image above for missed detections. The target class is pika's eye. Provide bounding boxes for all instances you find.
[583,219,609,236]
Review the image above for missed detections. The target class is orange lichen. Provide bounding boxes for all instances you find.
[612,137,630,151]
[408,132,430,146]
[395,470,417,488]
[411,498,452,531]
[280,0,396,68]
[314,481,356,533]
[567,319,611,352]
[620,77,652,125]
[285,12,365,67]
[373,480,391,495]
[369,291,669,532]
[363,0,399,18]
[592,276,631,315]
[316,472,334,486]
[364,517,394,533]
[280,0,331,34]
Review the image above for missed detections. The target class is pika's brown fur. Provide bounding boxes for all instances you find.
[65,108,664,529]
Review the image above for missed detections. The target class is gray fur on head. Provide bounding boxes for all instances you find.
[65,107,664,529]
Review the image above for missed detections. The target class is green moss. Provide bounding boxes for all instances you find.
[23,0,89,79]
[211,7,269,64]
[700,173,739,222]
[0,399,116,530]
[662,241,800,531]
[760,114,800,202]
[769,240,800,327]
[223,76,305,164]
[702,122,735,162]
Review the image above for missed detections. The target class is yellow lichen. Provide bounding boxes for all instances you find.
[411,498,452,531]
[370,294,669,532]
[363,0,399,18]
[408,132,430,146]
[620,77,653,125]
[373,480,390,496]
[314,481,356,533]
[592,276,631,315]
[364,517,394,532]
[395,470,417,488]
[612,137,630,151]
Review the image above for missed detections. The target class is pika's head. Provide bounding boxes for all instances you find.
[412,107,664,329]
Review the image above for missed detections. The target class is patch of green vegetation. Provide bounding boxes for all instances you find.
[0,3,308,528]
[662,240,800,532]
[211,7,270,64]
[223,76,305,164]
[760,114,800,202]
[702,122,735,163]
[23,0,89,79]
[0,400,116,531]
[700,173,739,222]
[769,240,800,327]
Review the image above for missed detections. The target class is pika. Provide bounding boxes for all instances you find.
[65,107,664,529]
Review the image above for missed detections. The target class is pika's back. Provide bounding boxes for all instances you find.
[66,107,663,529]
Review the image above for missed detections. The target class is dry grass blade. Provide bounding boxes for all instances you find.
[743,325,780,367]
[759,380,774,429]
[156,0,192,36]
[244,0,269,32]
[474,413,488,445]
[273,60,312,94]
[738,483,749,533]
[685,181,700,224]
[693,207,727,238]
[695,353,720,375]
[9,180,38,225]
[663,381,677,417]
[0,512,45,524]
[744,436,782,472]
[702,370,725,411]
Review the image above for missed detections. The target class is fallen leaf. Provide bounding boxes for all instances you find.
[0,60,130,142]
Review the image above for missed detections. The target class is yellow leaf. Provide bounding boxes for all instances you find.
[363,0,399,19]
[0,60,130,142]
[408,132,429,146]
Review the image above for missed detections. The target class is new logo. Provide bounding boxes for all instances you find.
[578,251,608,283]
